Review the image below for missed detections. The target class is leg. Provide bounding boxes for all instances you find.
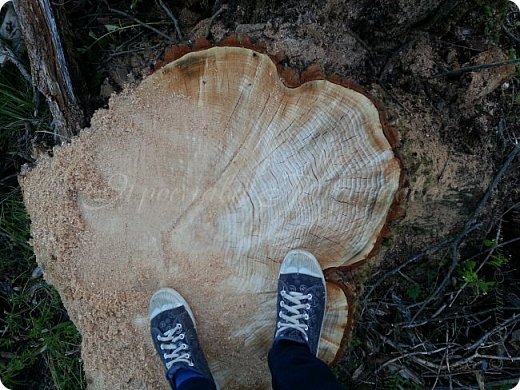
[170,376,216,390]
[149,288,218,390]
[270,250,345,390]
[268,340,344,390]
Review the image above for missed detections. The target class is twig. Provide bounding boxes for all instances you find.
[433,59,520,78]
[503,24,520,45]
[375,331,442,371]
[448,228,501,308]
[376,347,448,372]
[431,348,447,390]
[35,129,72,141]
[156,0,182,41]
[464,314,519,352]
[433,378,520,390]
[462,237,520,263]
[448,351,520,370]
[0,173,18,186]
[207,5,227,34]
[476,354,520,361]
[102,43,163,62]
[362,237,454,307]
[398,307,520,329]
[469,143,520,223]
[108,6,173,42]
[379,82,412,113]
[501,201,520,218]
[409,143,520,315]
[189,4,227,41]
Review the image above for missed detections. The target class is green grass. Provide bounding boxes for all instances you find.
[0,65,85,389]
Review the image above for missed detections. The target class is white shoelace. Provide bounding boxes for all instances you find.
[276,290,312,341]
[156,323,194,369]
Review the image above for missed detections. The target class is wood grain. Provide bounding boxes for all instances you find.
[21,47,400,389]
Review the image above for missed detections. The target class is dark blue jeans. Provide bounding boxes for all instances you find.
[172,340,344,390]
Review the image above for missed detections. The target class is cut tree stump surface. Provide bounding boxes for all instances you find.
[20,47,400,389]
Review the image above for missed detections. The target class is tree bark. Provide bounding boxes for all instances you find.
[12,0,86,142]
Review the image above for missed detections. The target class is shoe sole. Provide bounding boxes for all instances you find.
[280,249,327,356]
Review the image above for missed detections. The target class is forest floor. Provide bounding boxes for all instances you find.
[1,0,519,389]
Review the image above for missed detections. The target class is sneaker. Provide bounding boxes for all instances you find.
[149,288,216,387]
[273,249,327,356]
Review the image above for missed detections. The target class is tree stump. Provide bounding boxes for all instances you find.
[21,47,401,389]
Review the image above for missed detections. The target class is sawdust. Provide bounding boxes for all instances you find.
[22,84,229,388]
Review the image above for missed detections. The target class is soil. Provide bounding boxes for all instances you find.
[19,0,520,388]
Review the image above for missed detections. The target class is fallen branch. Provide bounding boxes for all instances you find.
[356,141,520,388]
[409,143,520,317]
[108,6,173,42]
[433,378,520,390]
[464,313,519,352]
[362,237,454,308]
[156,0,183,41]
[433,59,520,78]
[503,24,520,45]
[12,0,86,141]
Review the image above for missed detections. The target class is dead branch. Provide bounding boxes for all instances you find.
[357,141,520,389]
[434,59,520,78]
[464,313,519,352]
[189,5,227,43]
[107,6,174,42]
[434,378,520,390]
[156,0,183,41]
[448,229,501,308]
[362,237,454,308]
[503,24,520,45]
[398,307,520,329]
[376,346,448,372]
[12,0,86,141]
[409,143,520,317]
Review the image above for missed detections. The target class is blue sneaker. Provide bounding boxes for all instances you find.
[149,288,216,388]
[273,249,327,356]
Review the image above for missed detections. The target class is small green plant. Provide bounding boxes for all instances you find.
[483,238,497,248]
[406,284,422,301]
[489,254,509,268]
[481,238,510,268]
[459,260,495,295]
[0,276,84,389]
